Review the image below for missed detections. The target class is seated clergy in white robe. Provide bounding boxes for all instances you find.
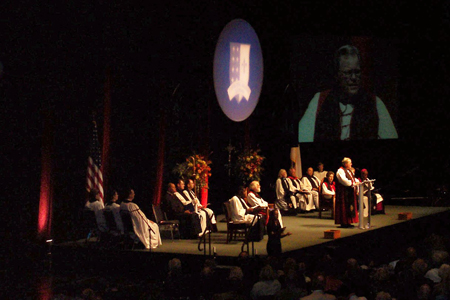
[248,181,284,228]
[120,189,162,249]
[85,188,108,232]
[275,169,297,212]
[183,179,217,228]
[321,172,336,200]
[301,167,320,211]
[229,186,257,224]
[104,190,124,234]
[174,179,208,236]
[288,168,314,211]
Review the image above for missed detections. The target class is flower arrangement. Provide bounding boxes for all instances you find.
[235,148,265,184]
[173,154,212,190]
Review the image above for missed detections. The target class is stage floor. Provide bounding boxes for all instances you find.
[60,205,450,258]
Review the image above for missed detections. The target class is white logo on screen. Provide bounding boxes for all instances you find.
[228,43,251,103]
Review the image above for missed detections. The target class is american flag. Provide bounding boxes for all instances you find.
[86,120,104,202]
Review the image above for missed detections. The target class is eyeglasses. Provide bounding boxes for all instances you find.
[339,69,361,78]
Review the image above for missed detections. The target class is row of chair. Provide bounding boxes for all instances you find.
[79,204,181,249]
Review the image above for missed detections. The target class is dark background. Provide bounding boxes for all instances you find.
[2,1,450,250]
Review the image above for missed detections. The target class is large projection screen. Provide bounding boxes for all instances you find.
[292,36,399,143]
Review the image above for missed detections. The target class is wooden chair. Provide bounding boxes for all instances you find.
[222,201,250,243]
[152,204,180,241]
[318,195,335,219]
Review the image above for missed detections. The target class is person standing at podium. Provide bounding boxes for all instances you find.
[335,157,359,228]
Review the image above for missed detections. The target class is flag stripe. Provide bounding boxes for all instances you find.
[86,121,104,202]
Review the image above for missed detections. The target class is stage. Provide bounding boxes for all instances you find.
[51,205,450,276]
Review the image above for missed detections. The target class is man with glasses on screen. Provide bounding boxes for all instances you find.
[298,45,398,142]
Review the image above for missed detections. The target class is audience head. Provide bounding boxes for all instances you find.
[228,266,244,281]
[259,265,277,281]
[373,266,390,282]
[406,246,417,257]
[412,259,428,276]
[168,258,182,275]
[249,181,261,193]
[306,167,314,176]
[431,250,449,267]
[311,273,326,291]
[81,288,97,300]
[375,291,392,300]
[417,284,431,300]
[278,169,287,178]
[439,264,450,281]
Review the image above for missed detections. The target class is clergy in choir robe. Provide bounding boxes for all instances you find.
[314,162,328,184]
[335,158,359,228]
[120,188,162,249]
[229,186,257,225]
[104,190,124,234]
[174,179,208,236]
[85,188,108,232]
[248,181,284,228]
[183,179,217,231]
[301,167,320,211]
[288,168,314,212]
[164,183,201,239]
[275,169,297,215]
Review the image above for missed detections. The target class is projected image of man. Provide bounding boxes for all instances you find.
[298,45,398,142]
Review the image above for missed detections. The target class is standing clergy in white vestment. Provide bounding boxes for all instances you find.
[120,188,162,249]
[85,188,108,232]
[314,162,328,184]
[183,179,217,228]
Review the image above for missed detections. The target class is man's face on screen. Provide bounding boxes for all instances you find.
[338,55,361,97]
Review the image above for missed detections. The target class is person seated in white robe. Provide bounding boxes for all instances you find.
[174,179,208,236]
[275,169,297,215]
[104,189,124,235]
[287,168,313,212]
[229,186,257,225]
[84,188,108,233]
[360,169,384,215]
[301,167,320,211]
[321,171,336,200]
[183,179,217,232]
[248,181,284,228]
[120,188,162,249]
